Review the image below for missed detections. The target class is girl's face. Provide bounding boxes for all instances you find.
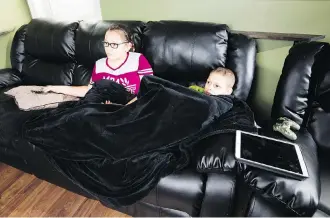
[103,30,132,61]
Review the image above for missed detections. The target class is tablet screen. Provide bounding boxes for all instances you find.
[240,133,303,174]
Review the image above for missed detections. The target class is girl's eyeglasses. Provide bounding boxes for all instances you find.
[102,41,128,49]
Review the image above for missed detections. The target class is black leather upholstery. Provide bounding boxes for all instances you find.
[20,20,78,85]
[243,195,298,217]
[270,41,330,216]
[142,21,228,84]
[196,133,237,173]
[10,24,27,73]
[306,44,330,152]
[23,55,75,85]
[307,44,330,215]
[140,169,204,216]
[199,172,237,216]
[271,42,327,126]
[0,19,258,217]
[319,152,330,215]
[226,32,256,101]
[25,19,78,62]
[0,68,22,88]
[309,107,330,151]
[1,18,321,217]
[243,130,320,216]
[119,201,191,217]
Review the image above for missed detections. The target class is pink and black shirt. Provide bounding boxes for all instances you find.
[91,52,153,95]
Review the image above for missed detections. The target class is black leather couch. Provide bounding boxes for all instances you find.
[0,19,322,217]
[270,41,330,217]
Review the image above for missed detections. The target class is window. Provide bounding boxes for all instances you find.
[27,0,102,21]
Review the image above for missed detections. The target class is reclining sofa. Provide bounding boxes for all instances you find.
[0,19,322,217]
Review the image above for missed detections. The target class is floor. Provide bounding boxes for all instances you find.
[0,163,130,217]
[1,161,329,217]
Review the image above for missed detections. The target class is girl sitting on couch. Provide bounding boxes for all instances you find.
[41,24,153,105]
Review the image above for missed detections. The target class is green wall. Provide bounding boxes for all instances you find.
[0,0,31,68]
[101,0,330,121]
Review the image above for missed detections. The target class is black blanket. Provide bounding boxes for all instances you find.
[4,76,257,207]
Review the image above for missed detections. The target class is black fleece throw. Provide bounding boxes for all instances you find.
[5,76,257,207]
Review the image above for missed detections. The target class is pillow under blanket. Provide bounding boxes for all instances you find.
[4,86,79,111]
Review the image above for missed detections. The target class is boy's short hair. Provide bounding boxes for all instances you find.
[210,67,236,88]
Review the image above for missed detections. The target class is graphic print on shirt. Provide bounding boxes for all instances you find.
[92,52,153,95]
[102,76,137,94]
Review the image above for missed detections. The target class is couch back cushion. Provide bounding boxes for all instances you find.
[307,43,330,151]
[142,21,229,84]
[316,45,330,112]
[141,21,256,101]
[226,32,256,101]
[21,19,78,85]
[73,20,146,85]
[10,24,28,73]
[271,42,327,125]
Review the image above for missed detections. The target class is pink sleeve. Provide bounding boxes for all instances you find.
[138,54,153,76]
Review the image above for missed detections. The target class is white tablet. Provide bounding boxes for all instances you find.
[235,130,309,180]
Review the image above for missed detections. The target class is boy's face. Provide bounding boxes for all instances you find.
[204,72,233,96]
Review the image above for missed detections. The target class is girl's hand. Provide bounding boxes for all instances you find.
[104,100,111,104]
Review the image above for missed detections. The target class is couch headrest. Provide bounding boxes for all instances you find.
[10,24,27,73]
[142,21,229,83]
[271,42,328,125]
[226,32,256,101]
[20,19,78,85]
[25,19,78,62]
[292,43,330,151]
[315,44,330,112]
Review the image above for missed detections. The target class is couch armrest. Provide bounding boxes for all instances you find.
[242,129,320,216]
[199,172,237,217]
[0,68,22,89]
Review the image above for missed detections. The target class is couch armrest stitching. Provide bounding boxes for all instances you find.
[249,185,303,216]
[226,178,235,216]
[247,195,256,217]
[197,173,208,217]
